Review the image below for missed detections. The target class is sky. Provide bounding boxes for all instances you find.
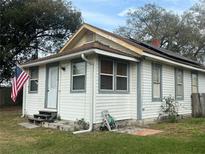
[71,0,198,32]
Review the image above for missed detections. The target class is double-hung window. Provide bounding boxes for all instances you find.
[29,67,38,93]
[152,63,162,101]
[175,68,184,100]
[100,58,128,92]
[191,72,198,93]
[71,61,86,91]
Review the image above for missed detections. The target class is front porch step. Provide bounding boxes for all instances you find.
[28,110,58,125]
[34,114,51,120]
[39,110,57,116]
[28,117,45,125]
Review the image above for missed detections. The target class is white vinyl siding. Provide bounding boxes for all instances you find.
[95,57,137,123]
[24,65,46,115]
[141,60,192,119]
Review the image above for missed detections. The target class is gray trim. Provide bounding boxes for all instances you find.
[175,68,184,101]
[191,71,199,93]
[137,61,142,120]
[98,56,130,94]
[28,66,39,94]
[70,59,87,93]
[152,63,162,102]
[45,62,59,109]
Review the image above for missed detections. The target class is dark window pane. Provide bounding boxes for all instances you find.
[100,75,113,90]
[153,64,160,82]
[30,80,38,91]
[73,76,85,90]
[117,63,127,76]
[176,85,183,96]
[176,69,183,84]
[116,77,127,90]
[101,60,113,74]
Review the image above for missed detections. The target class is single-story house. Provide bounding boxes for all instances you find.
[21,23,205,126]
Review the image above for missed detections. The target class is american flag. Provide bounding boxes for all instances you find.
[11,65,29,102]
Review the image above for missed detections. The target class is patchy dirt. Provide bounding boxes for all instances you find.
[116,127,163,136]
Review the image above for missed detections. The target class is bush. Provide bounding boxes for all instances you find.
[159,96,180,122]
[74,118,89,131]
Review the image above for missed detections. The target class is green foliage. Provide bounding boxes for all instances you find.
[160,96,179,122]
[0,0,82,83]
[115,2,205,63]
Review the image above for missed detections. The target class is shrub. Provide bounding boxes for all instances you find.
[74,118,89,131]
[159,96,180,122]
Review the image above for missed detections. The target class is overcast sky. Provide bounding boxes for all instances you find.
[72,0,198,32]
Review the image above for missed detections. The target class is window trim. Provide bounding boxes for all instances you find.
[99,56,129,94]
[28,66,39,93]
[152,63,162,102]
[175,68,184,100]
[115,61,129,92]
[70,59,86,93]
[191,71,198,93]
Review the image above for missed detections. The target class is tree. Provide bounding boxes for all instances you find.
[0,0,82,84]
[115,3,205,63]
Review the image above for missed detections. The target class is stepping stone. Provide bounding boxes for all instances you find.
[19,122,39,129]
[134,128,163,136]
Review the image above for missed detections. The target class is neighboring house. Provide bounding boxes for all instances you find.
[21,23,205,125]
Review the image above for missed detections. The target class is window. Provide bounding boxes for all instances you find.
[116,62,128,91]
[71,61,86,91]
[100,58,128,92]
[29,67,38,92]
[191,72,198,93]
[175,68,184,100]
[100,59,114,90]
[152,63,162,101]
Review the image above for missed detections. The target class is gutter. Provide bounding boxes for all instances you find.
[20,49,138,68]
[73,53,95,134]
[143,52,205,73]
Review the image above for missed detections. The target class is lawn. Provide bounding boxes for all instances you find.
[1,107,205,154]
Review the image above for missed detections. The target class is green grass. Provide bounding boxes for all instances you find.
[1,107,205,154]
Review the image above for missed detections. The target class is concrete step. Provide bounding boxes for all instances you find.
[34,114,51,119]
[28,117,45,124]
[39,110,57,116]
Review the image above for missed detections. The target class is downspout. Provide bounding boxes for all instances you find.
[21,84,26,118]
[73,53,94,134]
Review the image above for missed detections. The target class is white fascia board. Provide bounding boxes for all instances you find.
[143,52,205,72]
[21,48,139,68]
[21,49,94,68]
[94,49,139,62]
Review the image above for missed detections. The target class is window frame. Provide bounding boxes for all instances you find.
[175,68,184,100]
[28,66,39,93]
[115,61,129,92]
[191,71,198,93]
[152,63,162,102]
[71,59,86,93]
[99,57,129,93]
[99,58,114,91]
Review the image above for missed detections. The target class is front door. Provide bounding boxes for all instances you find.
[46,65,58,109]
